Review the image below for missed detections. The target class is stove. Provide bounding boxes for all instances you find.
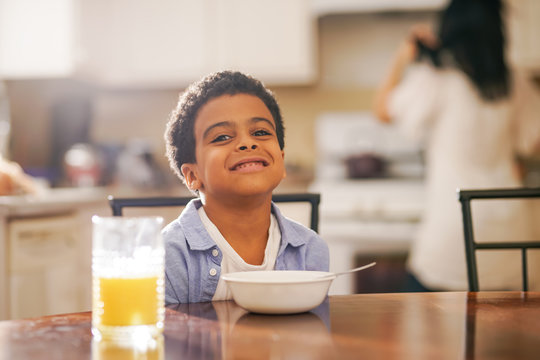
[309,112,426,295]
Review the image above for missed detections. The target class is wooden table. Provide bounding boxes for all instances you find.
[1,292,539,360]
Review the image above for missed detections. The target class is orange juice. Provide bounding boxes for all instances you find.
[93,276,163,327]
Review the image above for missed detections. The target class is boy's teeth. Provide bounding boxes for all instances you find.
[236,161,262,169]
[238,162,255,169]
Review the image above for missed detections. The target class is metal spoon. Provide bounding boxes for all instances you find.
[317,262,376,280]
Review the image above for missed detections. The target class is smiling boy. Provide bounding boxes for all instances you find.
[163,71,329,303]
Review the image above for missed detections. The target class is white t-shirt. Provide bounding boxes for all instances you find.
[388,63,540,290]
[196,206,281,301]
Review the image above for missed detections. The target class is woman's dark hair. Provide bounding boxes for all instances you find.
[417,0,510,101]
[165,70,285,182]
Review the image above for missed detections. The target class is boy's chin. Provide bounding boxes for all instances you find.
[232,185,278,197]
[226,181,281,198]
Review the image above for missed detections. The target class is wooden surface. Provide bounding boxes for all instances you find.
[1,292,539,359]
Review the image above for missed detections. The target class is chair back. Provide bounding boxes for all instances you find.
[108,193,321,233]
[458,187,540,291]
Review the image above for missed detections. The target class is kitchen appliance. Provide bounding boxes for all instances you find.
[345,153,386,178]
[310,112,425,295]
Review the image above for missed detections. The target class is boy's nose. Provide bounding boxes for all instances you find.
[239,144,257,151]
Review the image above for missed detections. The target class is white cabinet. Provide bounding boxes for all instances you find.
[215,0,316,85]
[0,188,109,320]
[8,214,82,319]
[1,0,317,85]
[76,0,316,87]
[76,0,212,87]
[0,0,75,78]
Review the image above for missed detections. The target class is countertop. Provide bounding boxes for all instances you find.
[0,187,109,217]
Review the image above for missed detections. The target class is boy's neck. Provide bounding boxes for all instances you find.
[201,193,273,265]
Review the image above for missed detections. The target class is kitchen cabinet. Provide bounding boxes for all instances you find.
[77,0,211,87]
[0,188,109,320]
[77,0,316,87]
[0,0,75,78]
[1,0,316,85]
[215,0,316,85]
[8,214,81,319]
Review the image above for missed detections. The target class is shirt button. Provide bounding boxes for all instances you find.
[209,268,217,276]
[212,249,219,257]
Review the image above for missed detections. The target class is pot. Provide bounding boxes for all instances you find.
[345,153,386,178]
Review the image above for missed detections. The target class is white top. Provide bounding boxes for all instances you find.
[388,63,540,290]
[196,206,281,301]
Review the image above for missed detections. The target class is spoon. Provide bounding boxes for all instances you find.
[317,262,376,280]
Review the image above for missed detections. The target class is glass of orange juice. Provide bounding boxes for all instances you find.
[92,216,164,340]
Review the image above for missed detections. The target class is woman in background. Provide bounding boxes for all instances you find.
[374,0,540,291]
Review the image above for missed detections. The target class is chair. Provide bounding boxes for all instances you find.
[108,193,321,233]
[458,187,540,291]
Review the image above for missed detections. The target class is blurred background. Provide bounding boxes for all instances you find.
[2,0,539,189]
[1,0,539,319]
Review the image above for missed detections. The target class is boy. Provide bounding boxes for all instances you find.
[163,71,329,303]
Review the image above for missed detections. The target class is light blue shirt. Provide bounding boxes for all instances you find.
[163,199,329,304]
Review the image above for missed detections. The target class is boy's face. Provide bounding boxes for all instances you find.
[181,93,286,200]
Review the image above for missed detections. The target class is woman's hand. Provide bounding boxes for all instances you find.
[0,156,42,195]
[410,24,438,50]
[396,24,437,66]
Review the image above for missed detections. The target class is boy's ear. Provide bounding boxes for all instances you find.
[281,151,287,179]
[181,163,201,191]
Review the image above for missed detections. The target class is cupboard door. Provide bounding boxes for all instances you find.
[213,0,317,85]
[0,0,75,78]
[77,0,212,87]
[8,214,81,319]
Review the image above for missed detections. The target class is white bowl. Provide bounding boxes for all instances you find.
[221,271,335,314]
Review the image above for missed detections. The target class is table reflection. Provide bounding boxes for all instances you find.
[92,333,164,360]
[165,299,332,359]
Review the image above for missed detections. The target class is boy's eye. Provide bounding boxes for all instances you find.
[210,134,232,143]
[253,129,272,136]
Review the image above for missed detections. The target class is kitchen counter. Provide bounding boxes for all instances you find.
[0,187,108,217]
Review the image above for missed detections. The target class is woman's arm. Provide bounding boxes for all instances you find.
[373,25,437,124]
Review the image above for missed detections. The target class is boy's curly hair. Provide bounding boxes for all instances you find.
[165,70,285,182]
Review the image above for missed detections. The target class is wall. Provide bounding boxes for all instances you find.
[4,11,451,182]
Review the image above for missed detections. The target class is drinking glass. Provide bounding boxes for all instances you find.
[92,216,164,340]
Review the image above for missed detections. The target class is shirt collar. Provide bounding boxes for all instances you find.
[271,202,308,247]
[179,198,217,251]
[180,198,309,250]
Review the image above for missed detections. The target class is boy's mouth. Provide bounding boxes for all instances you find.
[230,158,269,172]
